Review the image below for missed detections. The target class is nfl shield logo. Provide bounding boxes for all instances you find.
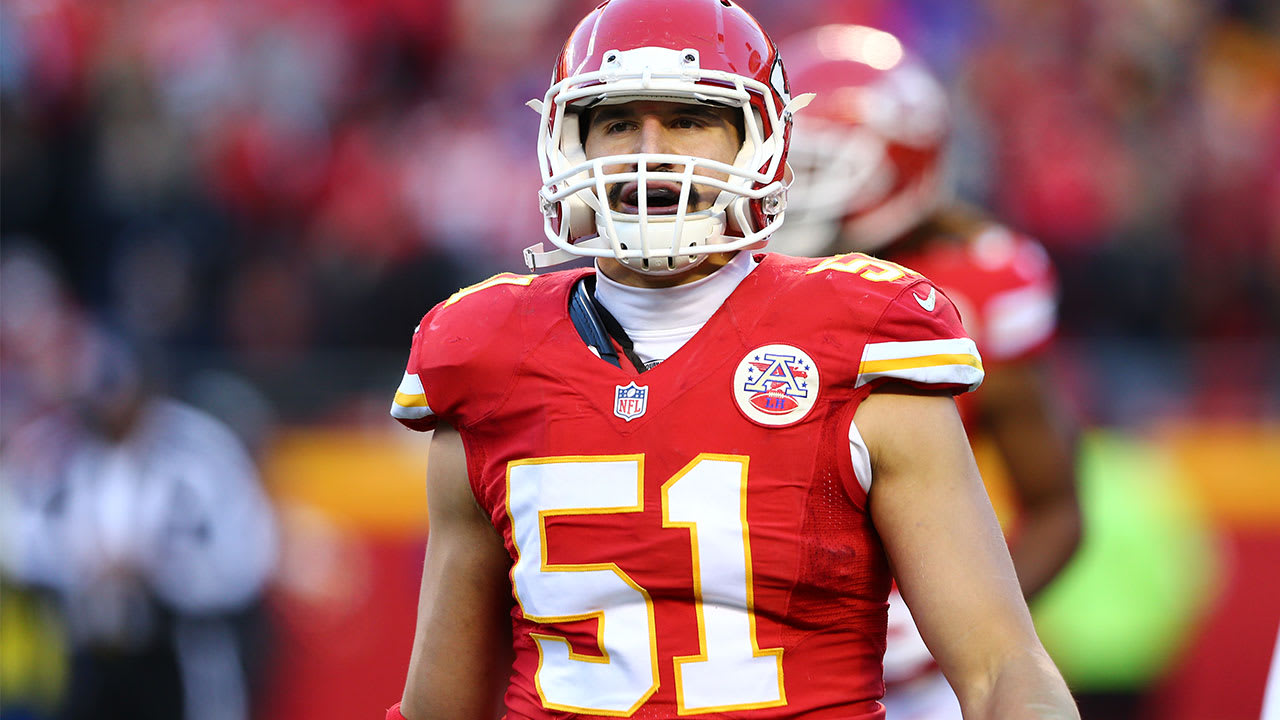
[613,382,648,422]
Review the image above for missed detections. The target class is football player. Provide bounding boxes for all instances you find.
[772,25,1083,720]
[386,2,1078,718]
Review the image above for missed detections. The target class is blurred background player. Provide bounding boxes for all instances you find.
[773,24,1083,720]
[0,320,279,720]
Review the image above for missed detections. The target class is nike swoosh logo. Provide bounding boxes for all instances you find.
[914,287,937,312]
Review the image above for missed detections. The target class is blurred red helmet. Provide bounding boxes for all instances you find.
[526,0,800,275]
[772,25,950,256]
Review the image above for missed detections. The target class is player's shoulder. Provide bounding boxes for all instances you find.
[765,251,934,303]
[408,268,581,373]
[394,268,585,431]
[791,251,952,332]
[414,269,583,351]
[759,252,956,338]
[423,270,574,330]
[764,253,983,392]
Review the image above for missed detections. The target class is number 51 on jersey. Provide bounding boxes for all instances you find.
[507,454,787,715]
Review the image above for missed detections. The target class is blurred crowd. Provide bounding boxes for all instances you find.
[3,0,1279,428]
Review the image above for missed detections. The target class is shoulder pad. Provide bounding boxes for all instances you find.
[856,276,984,393]
[791,254,984,393]
[804,252,925,288]
[389,272,542,431]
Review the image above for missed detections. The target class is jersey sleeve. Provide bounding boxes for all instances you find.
[855,278,984,394]
[388,272,537,432]
[390,322,437,432]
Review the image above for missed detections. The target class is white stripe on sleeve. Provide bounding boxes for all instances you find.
[390,371,434,421]
[856,338,984,391]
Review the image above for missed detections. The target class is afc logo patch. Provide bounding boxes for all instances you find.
[732,344,820,427]
[614,382,649,422]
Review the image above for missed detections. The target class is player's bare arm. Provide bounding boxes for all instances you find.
[399,423,512,720]
[978,360,1081,598]
[862,388,1079,720]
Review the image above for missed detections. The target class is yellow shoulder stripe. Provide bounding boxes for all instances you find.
[393,391,429,408]
[859,353,984,375]
[445,273,536,307]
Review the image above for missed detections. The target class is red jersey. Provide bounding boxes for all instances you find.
[391,253,983,719]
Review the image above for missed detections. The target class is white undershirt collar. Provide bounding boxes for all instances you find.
[593,251,757,365]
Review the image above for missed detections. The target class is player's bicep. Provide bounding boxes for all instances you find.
[401,423,512,720]
[861,390,1040,702]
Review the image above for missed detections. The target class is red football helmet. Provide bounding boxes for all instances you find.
[771,25,950,256]
[525,0,801,275]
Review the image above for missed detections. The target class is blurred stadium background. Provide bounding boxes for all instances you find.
[1,0,1277,718]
